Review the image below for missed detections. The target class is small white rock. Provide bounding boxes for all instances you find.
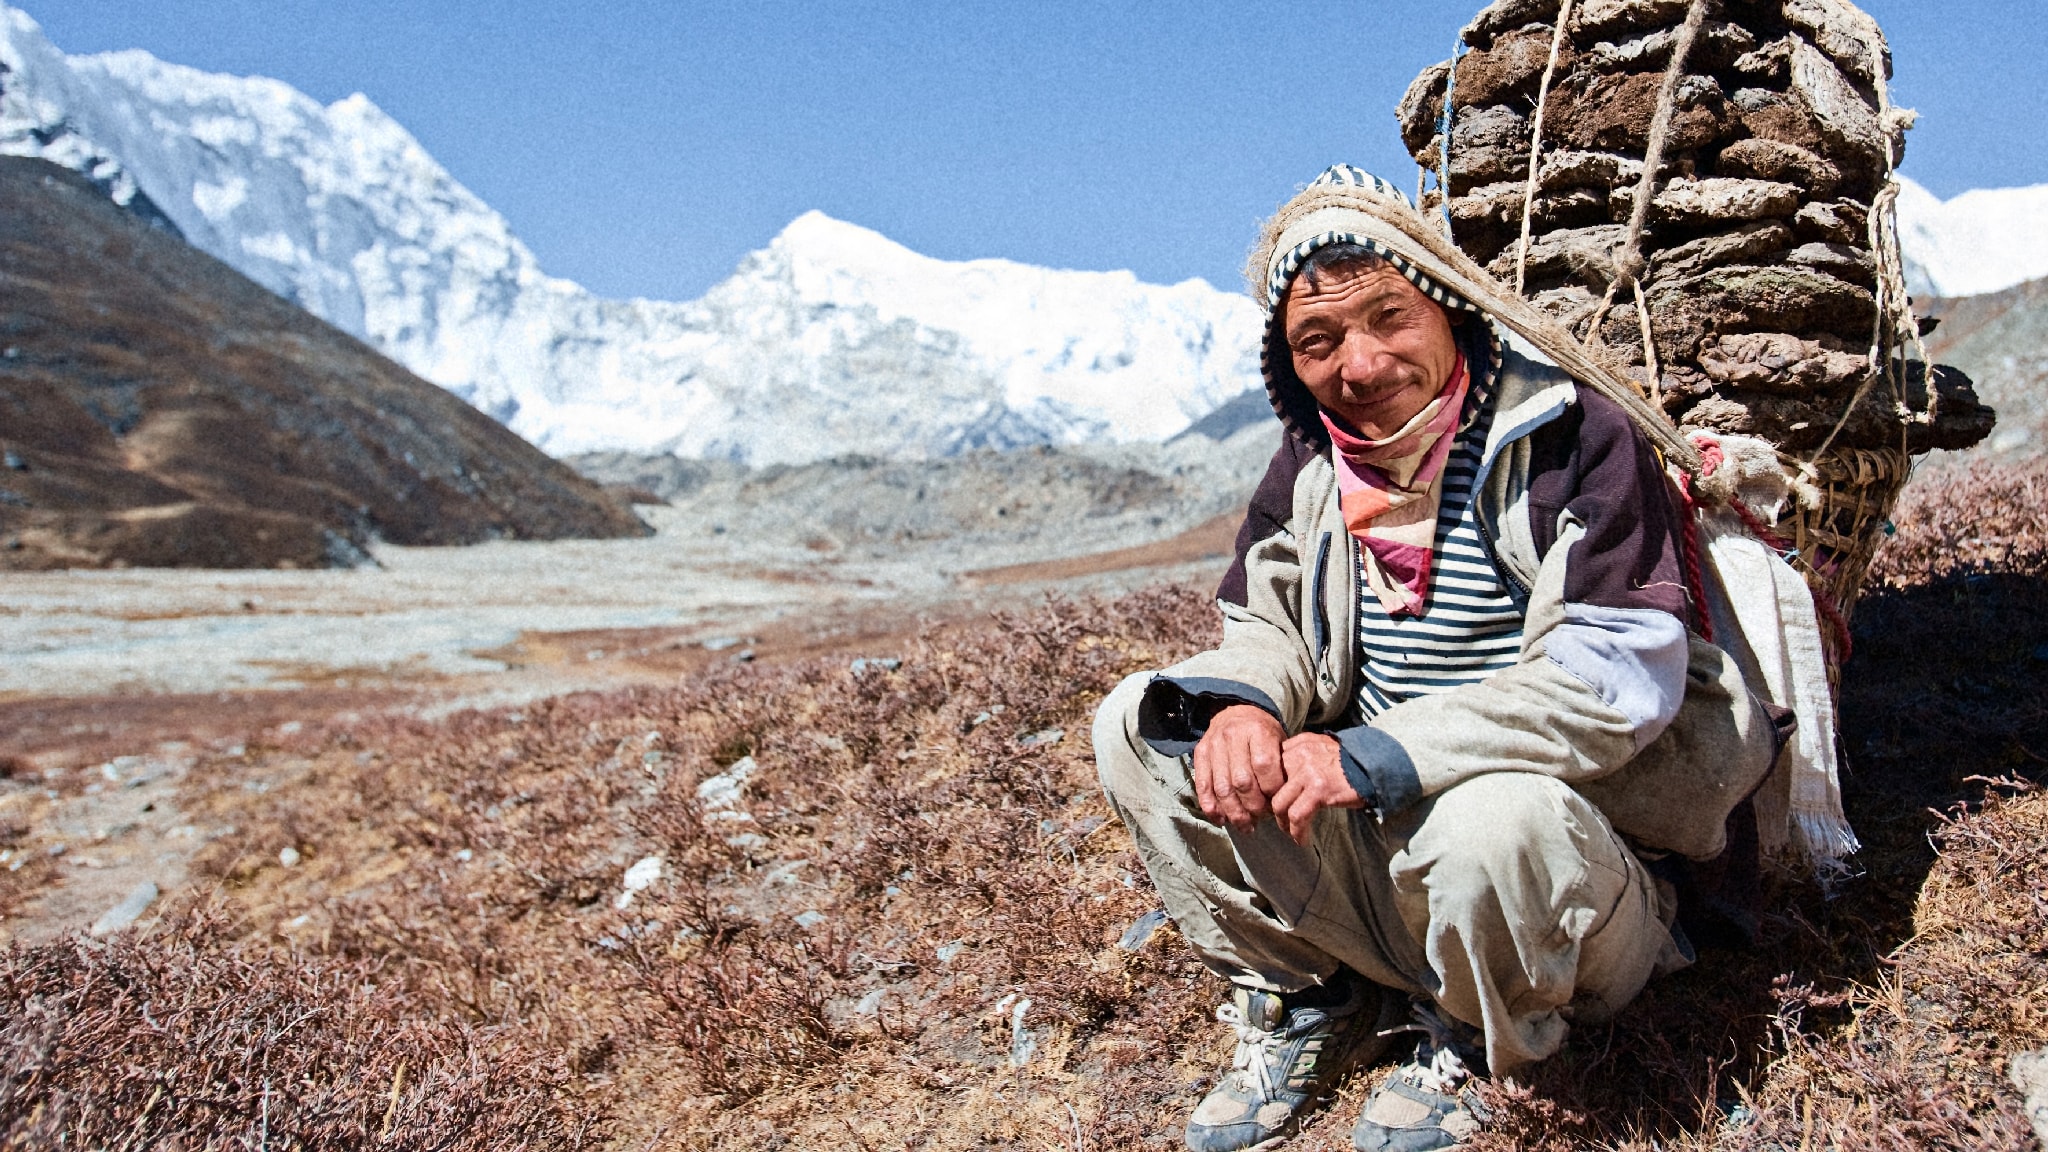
[616,855,663,909]
[2012,1049,2048,1146]
[696,756,758,810]
[90,881,159,937]
[278,846,301,868]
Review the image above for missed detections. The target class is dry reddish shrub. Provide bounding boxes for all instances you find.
[1714,780,2048,1152]
[10,483,2044,1152]
[0,903,606,1150]
[54,585,1225,1146]
[1867,456,2048,586]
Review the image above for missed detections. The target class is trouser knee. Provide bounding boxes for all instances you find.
[1402,772,1594,905]
[1092,670,1172,813]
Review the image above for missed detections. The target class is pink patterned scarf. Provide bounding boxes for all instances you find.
[1318,354,1470,618]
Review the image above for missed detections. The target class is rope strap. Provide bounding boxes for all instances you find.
[1513,0,1576,295]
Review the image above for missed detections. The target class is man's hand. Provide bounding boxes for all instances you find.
[1271,733,1365,846]
[1191,704,1286,831]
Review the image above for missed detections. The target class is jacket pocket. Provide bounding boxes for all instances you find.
[1310,530,1332,668]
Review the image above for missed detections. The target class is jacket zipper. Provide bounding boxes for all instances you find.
[1310,531,1332,668]
[1472,498,1531,608]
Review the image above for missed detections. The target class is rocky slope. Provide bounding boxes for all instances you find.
[0,3,1261,464]
[1921,275,2048,466]
[569,411,1279,568]
[0,157,646,570]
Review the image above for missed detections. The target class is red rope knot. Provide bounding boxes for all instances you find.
[1679,431,1855,664]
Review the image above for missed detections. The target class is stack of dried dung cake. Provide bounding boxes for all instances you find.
[1397,0,1995,622]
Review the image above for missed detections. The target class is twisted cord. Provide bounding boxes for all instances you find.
[1513,0,1577,295]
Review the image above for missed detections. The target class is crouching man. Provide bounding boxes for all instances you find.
[1094,166,1778,1151]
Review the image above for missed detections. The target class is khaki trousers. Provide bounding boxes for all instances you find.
[1092,672,1687,1076]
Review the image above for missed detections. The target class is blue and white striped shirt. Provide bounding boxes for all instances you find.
[1355,368,1526,717]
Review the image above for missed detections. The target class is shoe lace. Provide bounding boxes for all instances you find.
[1215,1001,1287,1103]
[1381,1001,1472,1095]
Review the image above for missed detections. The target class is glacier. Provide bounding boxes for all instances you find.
[1897,177,2048,300]
[0,3,1263,464]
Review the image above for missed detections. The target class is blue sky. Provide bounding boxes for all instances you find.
[34,1,2048,302]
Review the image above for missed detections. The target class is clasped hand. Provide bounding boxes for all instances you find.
[1190,704,1363,846]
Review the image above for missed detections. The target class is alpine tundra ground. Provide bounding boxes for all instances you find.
[0,454,2043,1150]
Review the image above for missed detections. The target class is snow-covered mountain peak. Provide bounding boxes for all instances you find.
[1898,176,2048,299]
[772,209,912,265]
[38,0,2045,470]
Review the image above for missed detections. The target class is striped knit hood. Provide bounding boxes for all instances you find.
[1244,164,1696,471]
[1248,165,1489,448]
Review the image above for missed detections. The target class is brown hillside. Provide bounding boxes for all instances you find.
[0,157,646,569]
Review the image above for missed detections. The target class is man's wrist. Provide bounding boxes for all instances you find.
[1330,725,1422,814]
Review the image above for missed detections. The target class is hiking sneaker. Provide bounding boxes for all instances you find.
[1184,978,1398,1152]
[1351,1004,1492,1152]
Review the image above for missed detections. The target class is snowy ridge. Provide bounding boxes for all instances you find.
[0,3,1260,464]
[1898,177,2048,299]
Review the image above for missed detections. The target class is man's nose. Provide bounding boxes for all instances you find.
[1336,332,1394,382]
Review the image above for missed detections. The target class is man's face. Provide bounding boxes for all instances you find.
[1282,262,1461,439]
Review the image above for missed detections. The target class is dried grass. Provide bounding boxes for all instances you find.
[2,457,2044,1149]
[0,903,603,1150]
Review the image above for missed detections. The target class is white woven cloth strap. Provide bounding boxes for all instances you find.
[1700,518,1859,876]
